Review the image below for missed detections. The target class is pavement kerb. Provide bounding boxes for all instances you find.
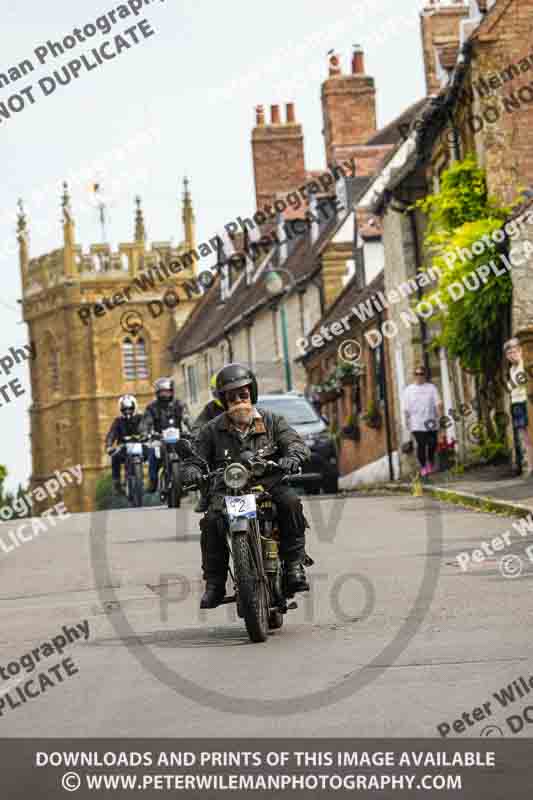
[341,482,533,518]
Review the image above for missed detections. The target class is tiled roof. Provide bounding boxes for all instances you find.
[171,206,336,360]
[300,270,385,363]
[171,176,375,361]
[365,99,428,146]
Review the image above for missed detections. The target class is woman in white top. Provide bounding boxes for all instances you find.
[403,364,443,477]
[504,338,533,477]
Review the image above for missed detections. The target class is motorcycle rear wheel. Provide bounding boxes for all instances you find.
[232,533,269,643]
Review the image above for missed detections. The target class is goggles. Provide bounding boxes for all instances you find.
[226,387,251,405]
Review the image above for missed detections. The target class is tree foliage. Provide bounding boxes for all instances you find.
[417,155,515,377]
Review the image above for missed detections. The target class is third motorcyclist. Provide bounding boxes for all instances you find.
[183,363,311,609]
[105,394,144,495]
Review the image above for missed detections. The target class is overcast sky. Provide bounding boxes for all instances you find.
[0,0,426,491]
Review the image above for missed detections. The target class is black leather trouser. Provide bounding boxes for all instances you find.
[199,486,308,582]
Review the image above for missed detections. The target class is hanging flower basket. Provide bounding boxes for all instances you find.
[341,423,361,441]
[318,389,338,404]
[362,400,382,429]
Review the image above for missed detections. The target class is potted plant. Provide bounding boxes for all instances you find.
[341,413,361,441]
[362,399,382,429]
[438,437,457,471]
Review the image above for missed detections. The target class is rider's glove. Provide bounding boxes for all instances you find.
[279,456,301,474]
[183,465,202,484]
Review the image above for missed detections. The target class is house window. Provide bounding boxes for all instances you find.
[49,347,60,393]
[122,337,149,380]
[186,364,199,404]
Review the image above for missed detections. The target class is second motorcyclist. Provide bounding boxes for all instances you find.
[183,363,311,609]
[141,377,189,493]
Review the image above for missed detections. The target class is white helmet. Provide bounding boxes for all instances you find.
[119,394,137,417]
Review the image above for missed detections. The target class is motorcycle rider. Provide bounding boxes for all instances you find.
[105,395,144,495]
[183,363,311,610]
[141,378,190,493]
[191,373,225,439]
[191,373,225,513]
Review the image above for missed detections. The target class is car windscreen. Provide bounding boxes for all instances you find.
[256,398,320,425]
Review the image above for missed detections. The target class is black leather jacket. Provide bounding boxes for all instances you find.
[140,399,185,436]
[191,408,310,492]
[105,414,143,448]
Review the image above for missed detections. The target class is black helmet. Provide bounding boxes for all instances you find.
[155,377,175,404]
[216,363,257,408]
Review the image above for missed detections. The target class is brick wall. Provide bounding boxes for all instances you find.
[420,1,470,95]
[251,104,306,211]
[321,69,377,166]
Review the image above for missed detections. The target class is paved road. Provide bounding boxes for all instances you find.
[1,493,532,737]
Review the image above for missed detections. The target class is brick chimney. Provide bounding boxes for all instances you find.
[420,0,470,95]
[251,102,306,211]
[321,47,377,166]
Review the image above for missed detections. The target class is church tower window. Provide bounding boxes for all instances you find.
[122,336,149,380]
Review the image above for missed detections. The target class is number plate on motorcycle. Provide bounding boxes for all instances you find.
[224,495,257,519]
[126,443,143,455]
[163,427,180,443]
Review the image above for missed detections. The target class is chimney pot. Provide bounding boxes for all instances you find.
[255,105,265,125]
[270,104,280,124]
[286,102,295,123]
[351,46,365,74]
[328,51,341,76]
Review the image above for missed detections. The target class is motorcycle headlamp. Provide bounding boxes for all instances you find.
[251,461,267,477]
[224,462,249,490]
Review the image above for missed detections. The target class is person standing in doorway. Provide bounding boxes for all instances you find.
[504,338,533,478]
[403,364,443,477]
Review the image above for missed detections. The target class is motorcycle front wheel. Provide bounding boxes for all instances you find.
[232,533,269,643]
[167,461,182,509]
[128,461,144,508]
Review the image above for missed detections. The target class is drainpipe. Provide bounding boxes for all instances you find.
[407,208,431,376]
[378,310,395,481]
[224,333,233,362]
[309,269,326,316]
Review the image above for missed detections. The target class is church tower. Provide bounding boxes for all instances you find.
[20,180,200,512]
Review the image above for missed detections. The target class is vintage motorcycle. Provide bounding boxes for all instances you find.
[109,434,146,508]
[151,418,186,508]
[179,439,310,644]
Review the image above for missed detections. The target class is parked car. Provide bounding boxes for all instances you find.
[256,392,339,494]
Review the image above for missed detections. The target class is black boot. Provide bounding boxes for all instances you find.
[285,562,310,594]
[194,494,209,513]
[200,580,226,609]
